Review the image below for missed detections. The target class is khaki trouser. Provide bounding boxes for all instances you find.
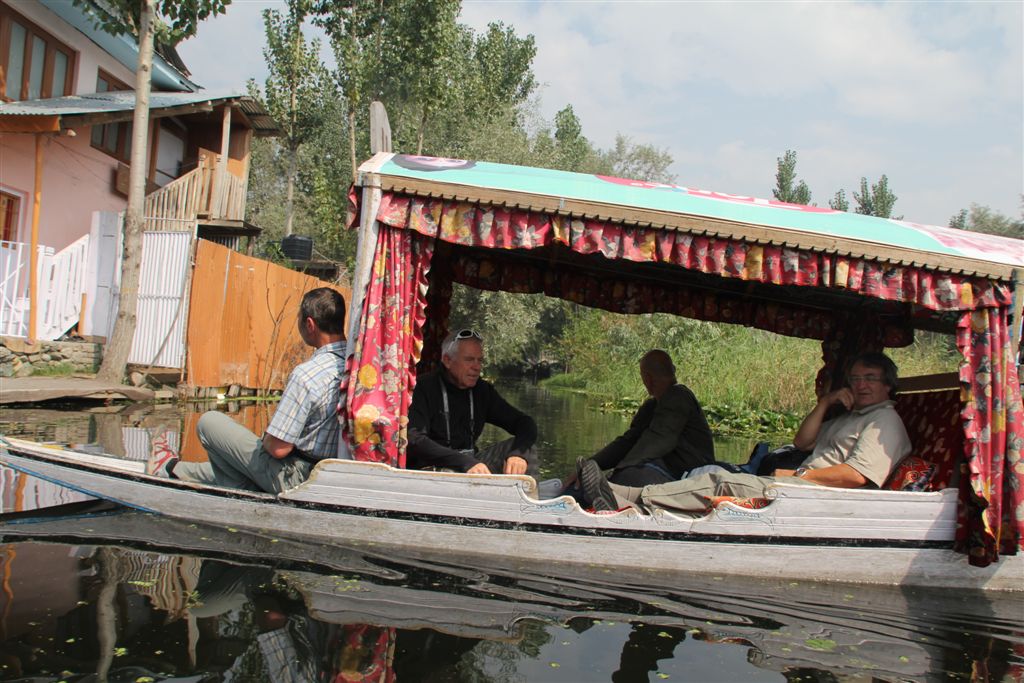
[174,411,312,494]
[611,471,820,515]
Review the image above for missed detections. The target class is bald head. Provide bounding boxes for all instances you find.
[639,350,676,398]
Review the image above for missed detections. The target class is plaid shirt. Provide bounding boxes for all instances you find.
[266,341,347,460]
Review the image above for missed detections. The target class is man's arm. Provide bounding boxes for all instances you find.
[479,384,538,473]
[775,463,868,488]
[263,433,294,459]
[590,400,654,470]
[615,389,693,470]
[793,388,854,451]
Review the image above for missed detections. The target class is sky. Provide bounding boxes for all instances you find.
[177,1,1023,228]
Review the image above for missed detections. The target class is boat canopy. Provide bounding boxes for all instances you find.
[345,153,1024,568]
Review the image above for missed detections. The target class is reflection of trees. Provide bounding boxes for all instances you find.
[455,620,551,682]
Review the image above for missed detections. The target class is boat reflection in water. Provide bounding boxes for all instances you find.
[0,508,1020,681]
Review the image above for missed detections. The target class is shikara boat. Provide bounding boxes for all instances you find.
[3,152,1023,591]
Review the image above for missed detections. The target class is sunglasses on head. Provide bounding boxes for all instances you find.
[455,329,483,340]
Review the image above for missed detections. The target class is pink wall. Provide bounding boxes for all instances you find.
[0,127,126,251]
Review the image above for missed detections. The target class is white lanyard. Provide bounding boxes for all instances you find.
[440,381,474,446]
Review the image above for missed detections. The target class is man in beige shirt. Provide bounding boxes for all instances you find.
[579,352,912,514]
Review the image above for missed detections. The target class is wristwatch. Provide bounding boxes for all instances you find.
[795,467,809,478]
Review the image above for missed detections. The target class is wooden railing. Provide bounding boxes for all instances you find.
[143,157,247,231]
[0,236,88,340]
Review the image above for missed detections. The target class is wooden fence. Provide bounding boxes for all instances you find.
[185,240,349,391]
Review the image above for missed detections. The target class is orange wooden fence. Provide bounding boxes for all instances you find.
[185,240,350,391]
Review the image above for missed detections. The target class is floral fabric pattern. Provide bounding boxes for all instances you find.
[956,308,1024,565]
[345,227,433,466]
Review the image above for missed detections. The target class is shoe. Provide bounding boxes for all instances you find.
[578,458,618,512]
[146,433,179,478]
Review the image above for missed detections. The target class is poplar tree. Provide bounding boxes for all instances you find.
[773,150,812,205]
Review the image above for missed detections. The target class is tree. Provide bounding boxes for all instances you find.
[948,203,1023,239]
[829,189,850,212]
[599,134,675,184]
[853,175,900,219]
[75,0,230,383]
[772,150,812,206]
[259,1,334,236]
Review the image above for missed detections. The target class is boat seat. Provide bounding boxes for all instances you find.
[892,387,961,491]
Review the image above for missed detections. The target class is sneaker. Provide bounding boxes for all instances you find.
[146,433,179,478]
[578,458,618,512]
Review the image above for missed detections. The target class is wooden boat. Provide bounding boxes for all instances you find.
[3,151,1023,591]
[2,434,1021,590]
[3,509,1021,680]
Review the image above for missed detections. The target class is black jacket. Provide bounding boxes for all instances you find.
[407,370,538,471]
[591,384,714,477]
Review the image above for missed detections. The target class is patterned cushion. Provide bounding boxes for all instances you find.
[882,455,937,492]
[709,495,771,510]
[894,389,961,489]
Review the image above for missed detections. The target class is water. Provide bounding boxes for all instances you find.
[1,511,1021,682]
[2,384,1020,680]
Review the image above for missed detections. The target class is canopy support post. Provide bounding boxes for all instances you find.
[1011,267,1023,364]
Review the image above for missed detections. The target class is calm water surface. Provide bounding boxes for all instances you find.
[1,383,1020,681]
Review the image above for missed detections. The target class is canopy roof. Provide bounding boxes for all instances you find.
[0,91,281,137]
[362,154,1023,282]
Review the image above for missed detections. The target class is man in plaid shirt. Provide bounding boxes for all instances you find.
[151,288,349,493]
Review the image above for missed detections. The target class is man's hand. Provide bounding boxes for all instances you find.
[262,433,295,460]
[503,455,528,475]
[822,387,855,411]
[467,462,492,475]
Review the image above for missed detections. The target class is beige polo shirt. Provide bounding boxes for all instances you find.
[800,400,911,487]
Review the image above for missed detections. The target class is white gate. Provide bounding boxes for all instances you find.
[0,237,88,340]
[128,231,193,368]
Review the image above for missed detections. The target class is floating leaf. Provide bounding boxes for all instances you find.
[549,662,560,668]
[136,677,155,682]
[899,656,909,663]
[127,580,156,588]
[65,638,76,643]
[805,638,837,652]
[113,646,128,657]
[656,674,670,679]
[228,527,238,533]
[657,631,673,638]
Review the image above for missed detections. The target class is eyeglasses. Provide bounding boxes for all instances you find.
[848,375,884,384]
[455,329,483,341]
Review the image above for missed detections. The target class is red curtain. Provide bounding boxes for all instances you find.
[956,307,1024,565]
[346,226,433,467]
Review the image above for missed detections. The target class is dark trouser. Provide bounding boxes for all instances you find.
[607,459,676,487]
[476,437,540,477]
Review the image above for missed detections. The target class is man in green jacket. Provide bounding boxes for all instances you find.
[567,350,715,490]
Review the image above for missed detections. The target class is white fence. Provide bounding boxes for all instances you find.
[127,231,193,369]
[0,236,88,340]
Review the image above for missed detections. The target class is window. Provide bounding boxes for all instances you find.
[1,191,20,243]
[0,5,74,101]
[90,70,132,162]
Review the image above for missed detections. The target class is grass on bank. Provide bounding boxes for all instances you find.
[544,313,960,440]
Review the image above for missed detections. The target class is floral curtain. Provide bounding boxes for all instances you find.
[956,307,1024,565]
[346,226,433,467]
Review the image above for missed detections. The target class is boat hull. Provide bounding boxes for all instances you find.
[1,438,1019,591]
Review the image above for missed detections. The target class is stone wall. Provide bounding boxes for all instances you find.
[0,337,102,377]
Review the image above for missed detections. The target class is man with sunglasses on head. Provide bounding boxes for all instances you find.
[407,329,539,477]
[578,351,911,514]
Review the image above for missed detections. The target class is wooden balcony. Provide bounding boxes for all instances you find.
[143,153,248,232]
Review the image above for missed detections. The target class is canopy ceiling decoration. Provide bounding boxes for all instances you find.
[346,154,1023,567]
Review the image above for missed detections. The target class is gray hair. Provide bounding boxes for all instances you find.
[441,329,483,359]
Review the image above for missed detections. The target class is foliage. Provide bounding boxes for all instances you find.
[948,203,1023,239]
[256,0,336,236]
[829,189,849,212]
[599,134,676,184]
[773,150,812,205]
[72,0,230,44]
[853,175,901,219]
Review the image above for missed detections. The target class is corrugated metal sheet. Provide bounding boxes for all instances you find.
[128,231,193,369]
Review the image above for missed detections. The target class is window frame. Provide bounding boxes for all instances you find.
[0,188,23,243]
[90,69,133,163]
[0,4,75,102]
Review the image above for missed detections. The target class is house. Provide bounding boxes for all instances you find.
[0,0,280,344]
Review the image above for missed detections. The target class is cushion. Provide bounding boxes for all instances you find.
[882,455,937,492]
